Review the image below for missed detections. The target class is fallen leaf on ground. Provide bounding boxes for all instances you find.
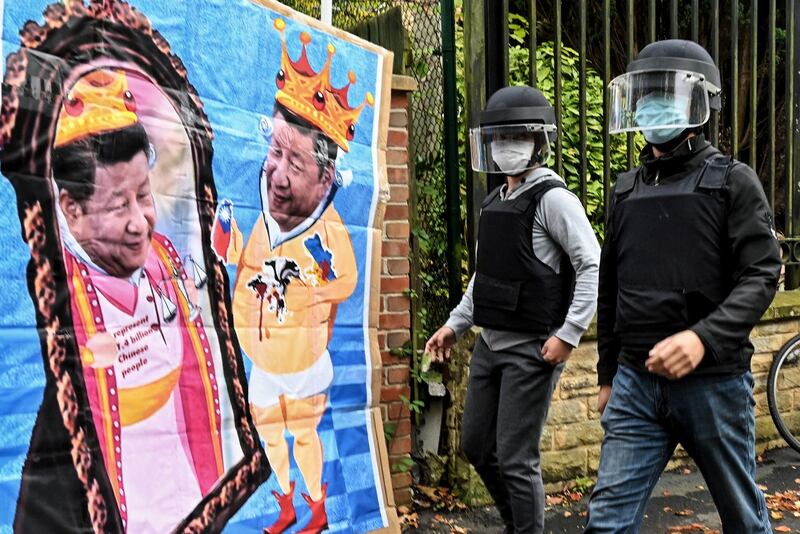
[546,495,564,506]
[663,490,671,497]
[674,509,694,516]
[771,510,785,520]
[418,485,439,500]
[417,485,438,499]
[766,488,800,516]
[563,511,572,518]
[398,509,419,530]
[413,484,467,512]
[433,514,446,523]
[451,526,467,534]
[682,468,692,475]
[774,527,792,533]
[666,524,719,533]
[666,523,705,532]
[758,484,769,491]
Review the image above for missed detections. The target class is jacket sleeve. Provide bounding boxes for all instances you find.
[444,274,475,339]
[597,188,620,386]
[689,164,781,362]
[538,188,601,347]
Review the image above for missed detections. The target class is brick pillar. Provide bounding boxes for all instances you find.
[379,74,416,507]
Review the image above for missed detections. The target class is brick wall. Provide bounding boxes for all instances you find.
[378,75,416,507]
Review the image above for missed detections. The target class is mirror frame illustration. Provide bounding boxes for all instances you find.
[0,1,269,532]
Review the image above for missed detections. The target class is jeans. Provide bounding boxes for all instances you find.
[461,336,563,534]
[585,364,771,534]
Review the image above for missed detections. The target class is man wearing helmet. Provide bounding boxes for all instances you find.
[425,86,600,533]
[585,40,781,533]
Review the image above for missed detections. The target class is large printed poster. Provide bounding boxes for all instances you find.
[0,1,396,532]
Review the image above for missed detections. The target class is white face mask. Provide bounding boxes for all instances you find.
[490,139,535,175]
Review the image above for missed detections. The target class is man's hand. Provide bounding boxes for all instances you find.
[597,385,612,414]
[646,330,705,380]
[424,326,457,362]
[541,335,573,365]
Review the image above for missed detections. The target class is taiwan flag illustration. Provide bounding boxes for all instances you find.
[212,199,241,262]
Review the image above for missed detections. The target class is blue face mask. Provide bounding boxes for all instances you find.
[635,94,690,144]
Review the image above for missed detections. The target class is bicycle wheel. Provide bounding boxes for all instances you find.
[768,333,800,453]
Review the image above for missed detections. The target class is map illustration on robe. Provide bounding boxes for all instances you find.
[305,233,338,283]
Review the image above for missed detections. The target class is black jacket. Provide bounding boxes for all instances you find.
[597,135,781,386]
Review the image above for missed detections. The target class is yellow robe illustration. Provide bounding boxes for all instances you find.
[230,206,357,379]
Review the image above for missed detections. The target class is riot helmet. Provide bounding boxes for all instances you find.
[469,85,557,175]
[608,39,721,146]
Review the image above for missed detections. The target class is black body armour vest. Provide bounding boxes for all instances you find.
[613,155,734,355]
[473,180,575,334]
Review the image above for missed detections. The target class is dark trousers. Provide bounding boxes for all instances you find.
[461,336,563,534]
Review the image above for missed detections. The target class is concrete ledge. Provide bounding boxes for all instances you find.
[761,290,800,321]
[391,74,417,92]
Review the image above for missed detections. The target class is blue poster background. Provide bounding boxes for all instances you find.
[0,1,387,532]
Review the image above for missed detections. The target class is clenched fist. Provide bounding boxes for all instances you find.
[646,330,705,380]
[541,335,573,365]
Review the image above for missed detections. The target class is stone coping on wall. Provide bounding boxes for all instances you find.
[391,74,418,92]
[760,289,800,321]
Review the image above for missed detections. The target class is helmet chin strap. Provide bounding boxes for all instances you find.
[651,127,697,155]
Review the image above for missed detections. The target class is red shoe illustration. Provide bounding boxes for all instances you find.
[263,481,297,534]
[297,483,328,533]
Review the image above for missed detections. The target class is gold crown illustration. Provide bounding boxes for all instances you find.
[273,18,373,152]
[55,69,138,148]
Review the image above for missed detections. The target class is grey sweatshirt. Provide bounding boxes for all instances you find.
[444,167,600,351]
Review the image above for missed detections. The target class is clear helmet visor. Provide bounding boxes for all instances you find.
[608,70,711,135]
[469,123,555,174]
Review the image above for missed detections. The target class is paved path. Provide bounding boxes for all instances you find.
[412,447,800,533]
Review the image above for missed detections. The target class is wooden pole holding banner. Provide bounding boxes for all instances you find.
[464,0,486,270]
[442,0,462,307]
[320,0,332,25]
